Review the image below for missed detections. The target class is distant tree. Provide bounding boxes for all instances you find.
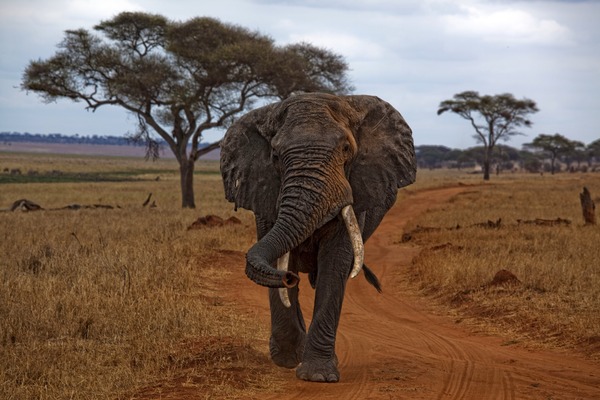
[524,133,575,174]
[0,131,133,146]
[454,150,477,170]
[492,145,520,174]
[566,140,586,170]
[443,148,469,169]
[523,157,543,173]
[587,139,600,166]
[415,145,452,169]
[517,149,541,173]
[21,12,353,208]
[463,146,486,168]
[437,91,538,180]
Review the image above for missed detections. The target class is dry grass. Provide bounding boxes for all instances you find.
[0,152,219,206]
[0,153,279,400]
[402,172,600,358]
[2,152,599,399]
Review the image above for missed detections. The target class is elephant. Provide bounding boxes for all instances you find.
[220,92,416,382]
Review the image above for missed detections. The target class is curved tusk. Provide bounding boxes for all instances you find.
[341,205,364,279]
[276,252,291,308]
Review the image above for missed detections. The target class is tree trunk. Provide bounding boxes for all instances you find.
[483,158,491,180]
[580,187,596,225]
[180,159,196,209]
[482,145,492,181]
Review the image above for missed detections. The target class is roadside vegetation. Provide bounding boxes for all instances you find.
[1,152,599,399]
[402,172,600,359]
[0,154,281,399]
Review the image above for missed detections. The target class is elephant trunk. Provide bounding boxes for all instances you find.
[245,193,321,288]
[244,254,299,288]
[245,156,364,289]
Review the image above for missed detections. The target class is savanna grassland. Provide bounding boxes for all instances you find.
[402,170,600,359]
[1,151,599,399]
[0,152,278,399]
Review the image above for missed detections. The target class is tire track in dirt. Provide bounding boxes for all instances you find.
[232,186,600,399]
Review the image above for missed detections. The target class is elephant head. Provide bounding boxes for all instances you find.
[220,93,416,289]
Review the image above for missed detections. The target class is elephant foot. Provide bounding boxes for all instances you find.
[270,334,305,369]
[295,357,339,382]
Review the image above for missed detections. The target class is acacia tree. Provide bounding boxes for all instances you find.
[586,139,600,167]
[437,91,538,180]
[567,140,586,169]
[22,12,353,208]
[524,133,577,174]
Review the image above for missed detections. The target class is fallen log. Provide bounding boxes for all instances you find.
[10,199,43,212]
[516,218,571,227]
[61,204,116,210]
[471,218,502,229]
[6,199,120,212]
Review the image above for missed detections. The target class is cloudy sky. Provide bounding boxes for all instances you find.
[1,0,598,149]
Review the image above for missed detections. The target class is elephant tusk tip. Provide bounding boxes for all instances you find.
[350,262,363,279]
[279,288,292,308]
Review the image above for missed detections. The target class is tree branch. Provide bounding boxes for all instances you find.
[195,140,222,160]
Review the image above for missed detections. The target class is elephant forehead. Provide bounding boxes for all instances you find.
[272,120,348,148]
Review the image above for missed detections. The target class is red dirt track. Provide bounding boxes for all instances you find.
[231,186,600,399]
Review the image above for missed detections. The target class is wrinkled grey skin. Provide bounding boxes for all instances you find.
[220,93,416,382]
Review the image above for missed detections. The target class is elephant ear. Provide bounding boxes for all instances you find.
[346,95,416,213]
[220,103,281,222]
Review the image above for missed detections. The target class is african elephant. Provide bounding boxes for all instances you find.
[220,93,416,382]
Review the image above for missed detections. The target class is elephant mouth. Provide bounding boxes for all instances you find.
[275,204,364,308]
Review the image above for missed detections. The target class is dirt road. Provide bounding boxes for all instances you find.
[233,186,600,399]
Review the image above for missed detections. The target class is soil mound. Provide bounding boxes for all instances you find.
[188,215,242,230]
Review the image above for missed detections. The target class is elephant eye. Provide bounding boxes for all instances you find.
[342,142,351,154]
[271,150,279,163]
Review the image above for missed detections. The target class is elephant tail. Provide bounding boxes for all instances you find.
[362,264,382,293]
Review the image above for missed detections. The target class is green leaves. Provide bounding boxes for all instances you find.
[95,12,167,56]
[525,133,576,154]
[23,12,352,119]
[524,133,582,174]
[21,11,353,206]
[437,90,539,179]
[437,90,539,144]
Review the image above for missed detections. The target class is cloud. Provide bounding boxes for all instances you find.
[0,0,142,26]
[65,0,144,21]
[1,0,598,148]
[442,5,572,45]
[287,32,385,60]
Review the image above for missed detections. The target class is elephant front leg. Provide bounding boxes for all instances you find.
[268,285,306,368]
[296,244,350,382]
